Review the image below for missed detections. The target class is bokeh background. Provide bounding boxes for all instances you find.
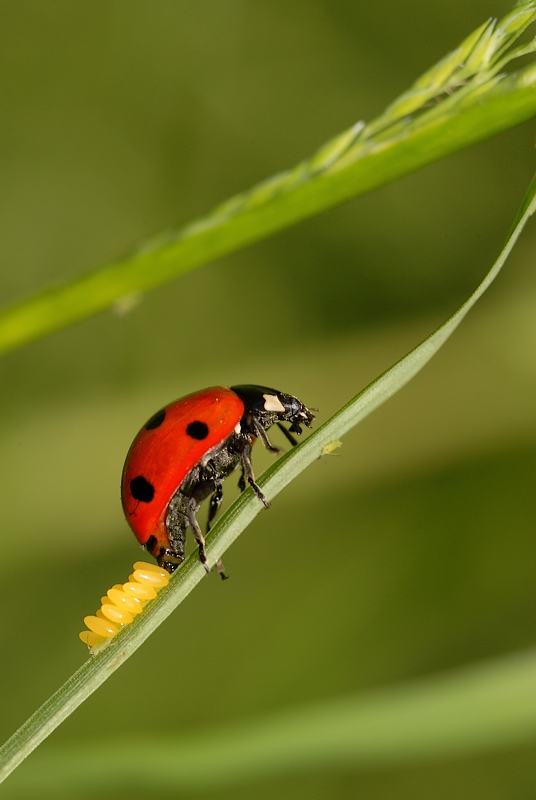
[1,1,535,798]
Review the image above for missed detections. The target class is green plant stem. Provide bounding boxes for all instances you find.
[0,8,535,356]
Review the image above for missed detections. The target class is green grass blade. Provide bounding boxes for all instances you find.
[6,650,536,792]
[1,165,535,786]
[1,3,536,356]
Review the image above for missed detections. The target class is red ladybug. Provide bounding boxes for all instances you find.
[121,385,315,575]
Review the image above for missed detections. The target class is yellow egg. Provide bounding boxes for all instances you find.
[79,561,171,651]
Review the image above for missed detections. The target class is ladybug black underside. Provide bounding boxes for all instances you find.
[155,387,314,575]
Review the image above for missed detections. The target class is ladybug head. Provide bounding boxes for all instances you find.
[231,384,315,435]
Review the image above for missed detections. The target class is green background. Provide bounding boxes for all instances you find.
[1,1,535,797]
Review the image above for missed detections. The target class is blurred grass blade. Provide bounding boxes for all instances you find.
[1,3,536,355]
[5,649,536,792]
[1,167,535,785]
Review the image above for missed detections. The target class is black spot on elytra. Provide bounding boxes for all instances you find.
[145,535,157,553]
[186,420,209,440]
[145,409,166,430]
[130,475,155,503]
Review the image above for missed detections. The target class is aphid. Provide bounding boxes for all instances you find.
[321,440,342,457]
[79,561,169,651]
[121,385,315,575]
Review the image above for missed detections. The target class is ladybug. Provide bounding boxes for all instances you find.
[121,385,315,575]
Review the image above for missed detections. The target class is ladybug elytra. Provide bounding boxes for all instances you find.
[121,385,315,575]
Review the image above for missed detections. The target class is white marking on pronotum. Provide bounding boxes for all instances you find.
[234,422,242,434]
[263,394,285,413]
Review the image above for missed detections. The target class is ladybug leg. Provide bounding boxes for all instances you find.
[207,483,223,531]
[207,483,229,580]
[251,417,280,453]
[238,468,246,492]
[240,443,270,509]
[214,558,229,580]
[187,497,210,574]
[276,422,299,447]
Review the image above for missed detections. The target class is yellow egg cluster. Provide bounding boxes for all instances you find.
[79,561,169,650]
